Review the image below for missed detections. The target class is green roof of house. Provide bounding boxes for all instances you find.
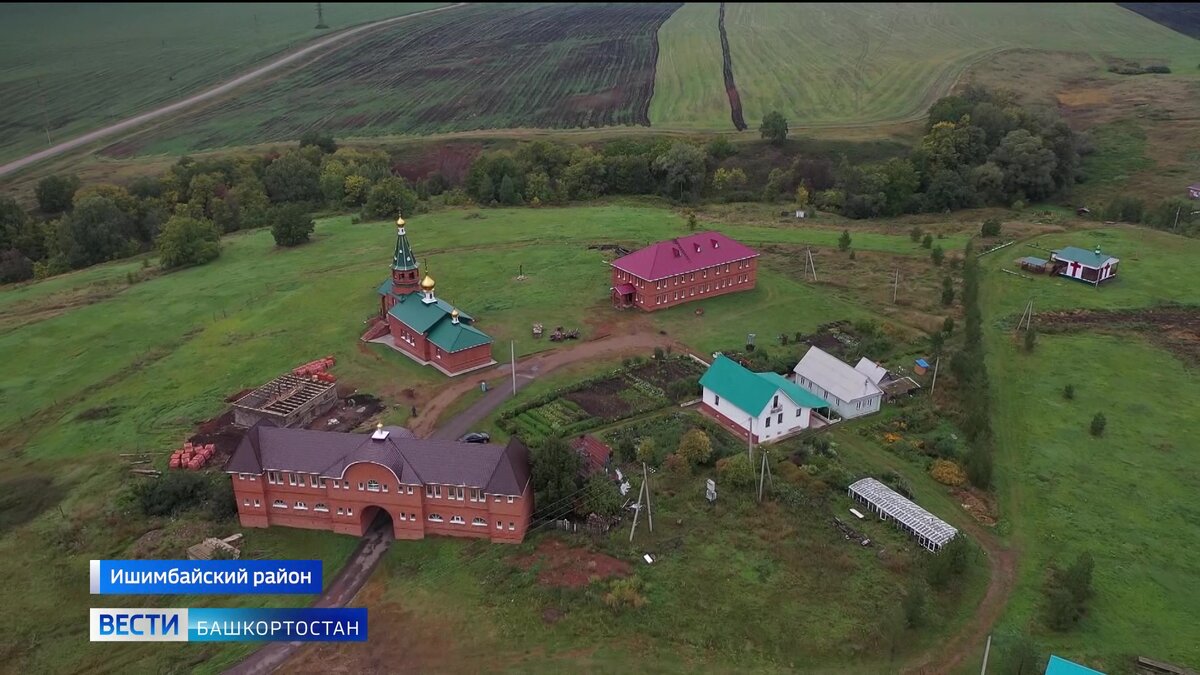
[699,355,829,415]
[1044,655,1104,675]
[757,371,830,409]
[1053,247,1116,268]
[392,226,417,271]
[427,318,493,353]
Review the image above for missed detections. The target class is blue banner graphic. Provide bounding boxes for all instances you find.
[90,608,367,642]
[91,560,322,595]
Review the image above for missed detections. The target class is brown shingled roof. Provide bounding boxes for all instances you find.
[224,424,530,496]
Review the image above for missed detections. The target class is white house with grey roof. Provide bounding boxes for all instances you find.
[790,346,882,420]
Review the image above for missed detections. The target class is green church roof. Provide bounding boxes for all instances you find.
[427,319,493,353]
[392,225,417,271]
[699,355,829,415]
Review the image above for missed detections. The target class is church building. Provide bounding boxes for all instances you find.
[364,214,496,376]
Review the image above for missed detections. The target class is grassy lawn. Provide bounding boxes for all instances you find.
[981,226,1200,670]
[0,3,446,163]
[713,3,1200,129]
[359,461,986,673]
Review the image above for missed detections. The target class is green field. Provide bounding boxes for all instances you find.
[0,3,446,164]
[981,228,1200,670]
[652,3,1200,130]
[648,3,731,130]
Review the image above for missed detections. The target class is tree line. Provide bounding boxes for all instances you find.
[950,240,993,488]
[0,131,421,282]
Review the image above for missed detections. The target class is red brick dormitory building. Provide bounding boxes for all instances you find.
[224,423,533,543]
[610,231,759,310]
[363,214,496,376]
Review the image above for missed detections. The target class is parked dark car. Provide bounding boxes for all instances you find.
[458,432,491,444]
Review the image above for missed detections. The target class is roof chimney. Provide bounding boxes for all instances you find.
[1094,245,1101,256]
[371,422,389,441]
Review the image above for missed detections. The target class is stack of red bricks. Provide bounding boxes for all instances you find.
[169,442,215,470]
[293,356,336,377]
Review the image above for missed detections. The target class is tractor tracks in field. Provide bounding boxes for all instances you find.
[717,3,747,131]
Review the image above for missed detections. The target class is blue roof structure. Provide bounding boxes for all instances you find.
[1045,655,1105,675]
[915,359,930,368]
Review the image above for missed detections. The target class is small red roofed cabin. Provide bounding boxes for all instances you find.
[610,232,759,310]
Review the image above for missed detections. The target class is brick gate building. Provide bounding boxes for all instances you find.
[610,231,759,311]
[225,423,532,543]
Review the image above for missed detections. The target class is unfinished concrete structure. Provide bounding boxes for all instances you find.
[232,373,339,429]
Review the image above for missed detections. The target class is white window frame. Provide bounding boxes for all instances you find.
[314,503,328,512]
[358,482,365,491]
[268,471,281,485]
[288,473,297,486]
[450,515,465,524]
[507,496,515,504]
[337,507,344,515]
[273,500,287,509]
[309,475,319,488]
[496,521,502,529]
[407,486,415,494]
[367,480,381,493]
[508,522,515,531]
[428,514,444,523]
[243,498,250,506]
[295,501,307,510]
[426,485,435,498]
[254,499,260,507]
[472,517,487,527]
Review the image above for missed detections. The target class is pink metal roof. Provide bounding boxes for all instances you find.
[611,231,758,281]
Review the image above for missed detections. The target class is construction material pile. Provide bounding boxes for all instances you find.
[170,442,215,470]
[293,356,337,380]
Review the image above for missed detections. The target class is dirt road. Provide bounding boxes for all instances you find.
[411,329,681,439]
[224,517,395,675]
[0,4,464,179]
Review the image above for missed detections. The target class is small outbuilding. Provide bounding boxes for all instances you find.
[1188,182,1200,200]
[1019,256,1050,273]
[791,346,883,420]
[1050,246,1119,286]
[1044,654,1105,675]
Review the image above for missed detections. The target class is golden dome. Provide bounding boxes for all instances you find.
[420,274,436,290]
[396,213,406,227]
[451,309,459,317]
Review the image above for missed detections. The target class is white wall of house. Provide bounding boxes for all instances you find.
[703,387,811,442]
[790,374,881,419]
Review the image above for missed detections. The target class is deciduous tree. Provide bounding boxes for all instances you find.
[157,215,220,269]
[270,205,315,247]
[759,110,789,144]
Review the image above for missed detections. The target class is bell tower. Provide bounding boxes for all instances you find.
[391,212,419,295]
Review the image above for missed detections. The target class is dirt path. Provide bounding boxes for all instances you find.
[0,4,464,179]
[904,520,1018,674]
[411,328,681,438]
[224,517,395,675]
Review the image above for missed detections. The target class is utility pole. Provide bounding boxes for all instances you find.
[1173,205,1181,233]
[930,356,941,396]
[980,634,992,675]
[510,341,517,394]
[643,462,653,532]
[757,450,774,502]
[805,248,819,282]
[892,269,899,304]
[314,3,328,29]
[629,463,653,541]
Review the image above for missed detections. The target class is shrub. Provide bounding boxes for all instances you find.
[129,471,217,517]
[652,346,665,360]
[943,316,955,334]
[1024,327,1036,352]
[930,459,967,487]
[663,452,688,474]
[676,429,713,467]
[981,217,1002,237]
[909,226,923,242]
[1063,384,1075,400]
[604,577,647,611]
[0,249,34,283]
[931,246,945,266]
[927,536,971,588]
[157,216,220,269]
[838,230,851,251]
[922,233,933,249]
[964,445,993,488]
[941,276,955,306]
[1045,551,1095,631]
[1090,413,1106,437]
[270,204,315,247]
[635,438,656,465]
[716,453,755,487]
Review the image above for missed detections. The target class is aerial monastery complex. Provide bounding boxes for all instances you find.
[364,214,496,376]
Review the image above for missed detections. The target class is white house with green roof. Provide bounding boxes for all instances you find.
[698,354,833,444]
[1049,246,1118,285]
